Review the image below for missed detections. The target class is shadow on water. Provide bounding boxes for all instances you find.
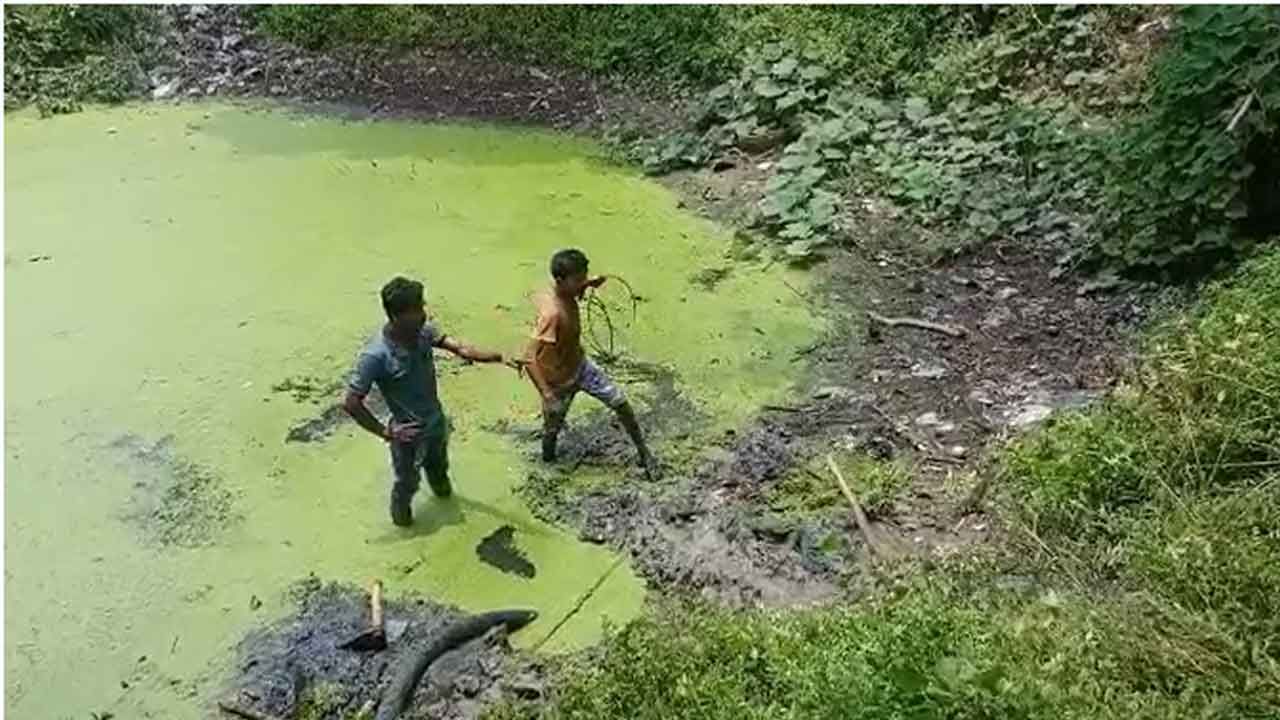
[475,525,537,578]
[193,102,594,169]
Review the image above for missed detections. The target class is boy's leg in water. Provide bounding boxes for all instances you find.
[578,360,658,477]
[388,440,422,526]
[421,420,452,498]
[541,390,574,462]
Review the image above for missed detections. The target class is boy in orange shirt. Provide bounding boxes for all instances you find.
[523,249,657,478]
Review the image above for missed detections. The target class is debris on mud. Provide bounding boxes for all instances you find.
[112,433,238,548]
[271,375,343,404]
[224,579,543,720]
[475,526,536,579]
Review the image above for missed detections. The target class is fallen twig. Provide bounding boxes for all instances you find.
[826,454,883,560]
[217,700,285,720]
[762,404,802,413]
[1227,92,1255,133]
[867,311,966,338]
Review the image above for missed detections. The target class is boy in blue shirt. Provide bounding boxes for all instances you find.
[343,276,507,526]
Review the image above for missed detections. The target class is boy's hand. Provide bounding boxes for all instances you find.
[541,390,562,414]
[385,420,422,443]
[587,275,608,289]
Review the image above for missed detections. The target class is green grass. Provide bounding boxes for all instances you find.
[487,246,1280,719]
[766,452,910,521]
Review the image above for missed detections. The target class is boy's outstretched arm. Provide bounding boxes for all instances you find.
[435,334,505,364]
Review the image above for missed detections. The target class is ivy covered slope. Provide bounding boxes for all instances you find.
[632,6,1280,273]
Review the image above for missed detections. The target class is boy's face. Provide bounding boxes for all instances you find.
[557,269,590,298]
[390,300,427,334]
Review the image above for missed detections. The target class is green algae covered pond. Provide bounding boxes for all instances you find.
[4,102,820,719]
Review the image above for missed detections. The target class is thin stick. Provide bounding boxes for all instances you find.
[1227,92,1254,133]
[533,555,625,651]
[762,404,802,413]
[867,311,967,338]
[826,454,882,559]
[217,700,285,720]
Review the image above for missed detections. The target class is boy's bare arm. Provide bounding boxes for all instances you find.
[343,390,420,442]
[436,335,504,364]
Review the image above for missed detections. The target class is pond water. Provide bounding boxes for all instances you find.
[4,103,819,719]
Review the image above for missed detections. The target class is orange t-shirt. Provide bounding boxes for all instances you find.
[525,289,584,390]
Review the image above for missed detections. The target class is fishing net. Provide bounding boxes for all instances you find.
[583,275,641,363]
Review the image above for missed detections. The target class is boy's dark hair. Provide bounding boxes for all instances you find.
[550,248,589,281]
[381,276,424,319]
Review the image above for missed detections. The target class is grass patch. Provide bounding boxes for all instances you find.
[767,452,910,521]
[1003,248,1280,554]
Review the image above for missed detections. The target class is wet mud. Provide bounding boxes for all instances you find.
[225,580,545,720]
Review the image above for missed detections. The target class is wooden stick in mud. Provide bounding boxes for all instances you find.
[826,454,883,559]
[370,578,385,635]
[217,700,285,720]
[867,311,967,338]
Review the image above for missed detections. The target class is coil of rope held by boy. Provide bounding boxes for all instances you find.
[582,273,641,364]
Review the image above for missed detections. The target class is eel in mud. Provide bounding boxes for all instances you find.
[375,609,538,720]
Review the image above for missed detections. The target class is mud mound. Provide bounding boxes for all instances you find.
[113,434,238,548]
[224,579,542,720]
[571,481,843,607]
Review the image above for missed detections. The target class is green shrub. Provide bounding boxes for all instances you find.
[1093,6,1280,271]
[3,4,153,114]
[252,5,958,87]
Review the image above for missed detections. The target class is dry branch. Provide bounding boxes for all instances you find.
[867,311,966,338]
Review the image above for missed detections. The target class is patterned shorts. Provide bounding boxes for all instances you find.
[543,359,626,426]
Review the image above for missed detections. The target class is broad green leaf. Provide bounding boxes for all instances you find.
[779,222,814,240]
[904,97,931,123]
[783,239,814,257]
[776,90,807,111]
[800,64,830,81]
[752,77,786,99]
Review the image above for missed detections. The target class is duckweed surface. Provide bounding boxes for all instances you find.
[4,102,820,719]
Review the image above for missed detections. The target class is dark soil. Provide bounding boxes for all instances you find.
[224,579,545,720]
[152,5,686,135]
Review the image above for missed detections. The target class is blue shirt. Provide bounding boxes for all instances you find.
[349,323,446,432]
